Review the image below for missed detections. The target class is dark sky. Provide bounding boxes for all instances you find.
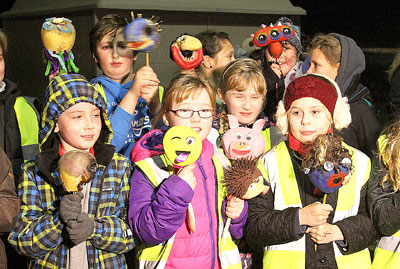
[290,0,400,48]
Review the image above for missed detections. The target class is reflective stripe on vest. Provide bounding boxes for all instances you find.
[372,230,400,268]
[259,141,372,269]
[14,97,39,161]
[134,151,241,269]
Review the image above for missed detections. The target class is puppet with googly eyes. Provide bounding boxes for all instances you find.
[301,132,353,195]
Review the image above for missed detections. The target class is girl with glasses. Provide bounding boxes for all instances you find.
[128,74,245,268]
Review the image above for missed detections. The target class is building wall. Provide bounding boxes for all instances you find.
[2,7,302,99]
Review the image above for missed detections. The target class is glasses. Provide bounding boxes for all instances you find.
[169,109,214,119]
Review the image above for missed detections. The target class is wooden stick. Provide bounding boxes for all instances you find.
[315,193,328,251]
[221,217,231,249]
[146,52,149,66]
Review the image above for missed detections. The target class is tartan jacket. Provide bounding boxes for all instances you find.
[8,74,135,268]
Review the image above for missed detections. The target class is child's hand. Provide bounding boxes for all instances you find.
[177,163,196,190]
[131,66,160,103]
[299,202,333,227]
[66,212,94,245]
[59,192,83,223]
[306,223,344,244]
[269,63,282,78]
[226,194,245,220]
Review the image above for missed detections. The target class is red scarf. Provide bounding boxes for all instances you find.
[288,133,311,157]
[58,145,95,157]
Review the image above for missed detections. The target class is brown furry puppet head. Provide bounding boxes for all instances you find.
[301,132,352,172]
[223,158,269,199]
[301,133,353,193]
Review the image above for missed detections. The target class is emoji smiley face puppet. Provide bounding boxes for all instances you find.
[163,126,202,168]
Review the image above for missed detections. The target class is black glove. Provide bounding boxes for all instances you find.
[66,212,95,245]
[59,193,83,223]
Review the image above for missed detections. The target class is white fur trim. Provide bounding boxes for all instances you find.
[276,100,288,134]
[333,96,352,130]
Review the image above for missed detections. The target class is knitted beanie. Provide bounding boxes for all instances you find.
[275,17,302,53]
[276,73,351,133]
[284,75,337,116]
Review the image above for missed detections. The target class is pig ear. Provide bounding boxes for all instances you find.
[252,119,266,132]
[227,114,239,128]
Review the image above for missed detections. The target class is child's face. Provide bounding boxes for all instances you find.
[163,89,213,141]
[221,86,264,125]
[288,97,332,145]
[266,41,297,77]
[55,102,102,153]
[95,32,135,84]
[307,48,340,81]
[212,40,235,71]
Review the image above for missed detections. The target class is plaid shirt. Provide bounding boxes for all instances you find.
[8,74,134,268]
[8,152,134,268]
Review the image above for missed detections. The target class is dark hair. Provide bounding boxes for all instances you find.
[89,14,127,57]
[195,31,230,58]
[0,29,7,55]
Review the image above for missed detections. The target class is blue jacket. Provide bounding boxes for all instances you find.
[91,75,151,158]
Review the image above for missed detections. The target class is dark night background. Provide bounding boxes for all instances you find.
[1,0,399,123]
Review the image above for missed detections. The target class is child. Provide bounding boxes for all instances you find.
[368,120,400,268]
[196,31,235,113]
[307,33,380,158]
[213,58,282,152]
[8,74,134,268]
[89,14,161,158]
[129,74,245,268]
[245,74,378,268]
[260,17,306,120]
[0,29,40,183]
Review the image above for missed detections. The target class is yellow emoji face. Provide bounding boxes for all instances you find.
[163,126,202,167]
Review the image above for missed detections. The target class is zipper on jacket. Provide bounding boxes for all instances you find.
[197,157,216,269]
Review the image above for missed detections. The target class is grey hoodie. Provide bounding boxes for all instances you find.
[330,33,365,96]
[329,33,381,157]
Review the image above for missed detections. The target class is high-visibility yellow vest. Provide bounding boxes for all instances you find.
[134,151,241,269]
[14,96,40,161]
[257,141,372,269]
[372,134,400,269]
[372,230,400,269]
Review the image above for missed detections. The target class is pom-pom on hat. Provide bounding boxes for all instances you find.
[276,73,351,133]
[275,17,302,53]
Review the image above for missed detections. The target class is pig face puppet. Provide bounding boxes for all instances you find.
[222,114,266,160]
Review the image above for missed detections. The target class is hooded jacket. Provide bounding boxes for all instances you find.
[91,75,151,158]
[8,74,134,268]
[129,131,245,268]
[330,33,381,158]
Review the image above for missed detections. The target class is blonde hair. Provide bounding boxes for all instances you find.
[380,118,400,191]
[153,74,216,125]
[219,58,266,97]
[309,34,341,66]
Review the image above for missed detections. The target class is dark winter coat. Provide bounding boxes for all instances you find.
[0,79,23,182]
[0,147,19,269]
[367,157,400,236]
[245,141,378,268]
[331,33,381,158]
